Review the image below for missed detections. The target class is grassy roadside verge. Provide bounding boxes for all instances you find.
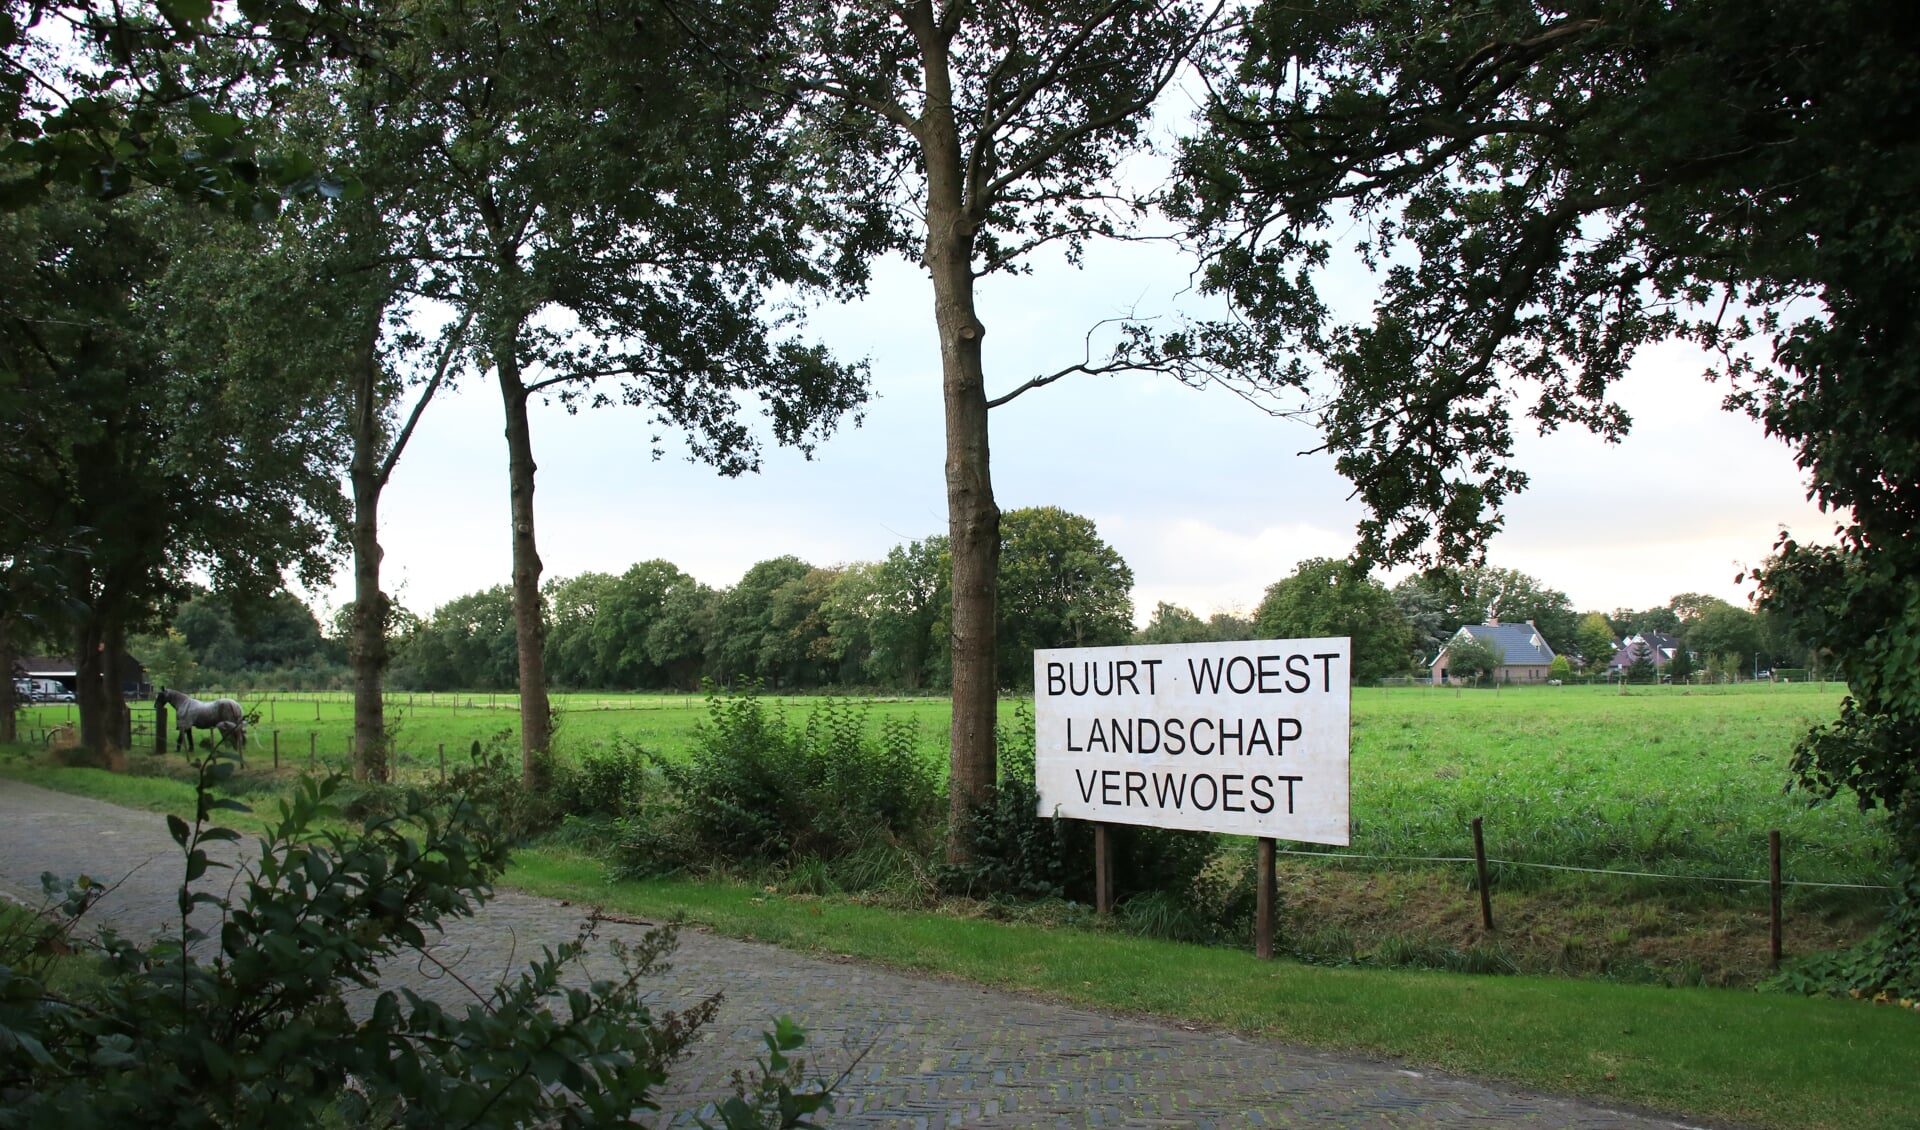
[506,848,1920,1130]
[7,758,1916,1130]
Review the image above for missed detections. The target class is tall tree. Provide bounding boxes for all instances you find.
[0,188,345,757]
[1176,0,1920,919]
[1256,558,1412,683]
[379,0,873,784]
[1571,612,1617,674]
[1396,565,1578,652]
[755,0,1253,859]
[997,507,1135,687]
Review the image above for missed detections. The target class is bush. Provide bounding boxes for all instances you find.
[552,741,654,818]
[615,686,940,875]
[947,706,1244,937]
[1767,863,1920,1002]
[0,749,837,1128]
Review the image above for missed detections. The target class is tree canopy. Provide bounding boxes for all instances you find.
[1256,558,1411,683]
[1178,0,1920,876]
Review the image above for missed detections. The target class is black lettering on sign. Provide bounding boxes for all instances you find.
[1076,769,1098,803]
[1315,652,1340,692]
[1277,717,1302,754]
[1285,654,1311,692]
[1163,718,1185,754]
[1226,655,1256,693]
[1046,662,1066,696]
[1250,776,1275,813]
[1190,774,1219,810]
[1153,773,1185,808]
[1125,771,1147,806]
[1190,717,1215,755]
[1067,718,1084,752]
[1218,717,1243,756]
[1101,770,1121,806]
[1221,774,1246,812]
[1278,774,1303,814]
[1257,654,1283,692]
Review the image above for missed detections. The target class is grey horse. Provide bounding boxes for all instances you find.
[155,687,246,752]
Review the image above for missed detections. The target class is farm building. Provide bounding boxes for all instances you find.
[8,655,149,700]
[1429,620,1558,684]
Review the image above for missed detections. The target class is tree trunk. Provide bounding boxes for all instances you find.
[494,324,553,788]
[74,613,128,770]
[348,346,389,783]
[0,616,16,745]
[919,35,999,864]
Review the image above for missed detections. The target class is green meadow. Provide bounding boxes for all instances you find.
[25,680,1883,886]
[8,680,1916,1130]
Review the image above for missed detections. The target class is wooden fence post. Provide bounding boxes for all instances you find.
[1094,824,1113,915]
[439,743,446,784]
[1472,816,1495,930]
[154,700,167,757]
[1256,837,1277,960]
[308,731,316,771]
[272,730,280,770]
[1770,830,1783,966]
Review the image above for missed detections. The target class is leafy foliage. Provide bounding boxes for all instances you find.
[947,707,1243,936]
[996,508,1135,687]
[1255,558,1411,682]
[617,687,940,874]
[1442,635,1503,684]
[0,748,836,1128]
[1768,864,1920,1003]
[1176,0,1920,986]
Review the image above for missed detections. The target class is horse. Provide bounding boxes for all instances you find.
[155,687,246,753]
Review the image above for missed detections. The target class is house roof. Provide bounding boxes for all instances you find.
[1433,622,1557,668]
[1609,631,1682,669]
[12,656,76,677]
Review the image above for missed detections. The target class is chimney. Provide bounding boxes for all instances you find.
[1487,616,1500,626]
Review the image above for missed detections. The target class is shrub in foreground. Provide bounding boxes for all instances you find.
[0,750,833,1129]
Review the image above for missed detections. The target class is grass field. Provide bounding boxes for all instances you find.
[21,680,1883,884]
[6,681,1915,1130]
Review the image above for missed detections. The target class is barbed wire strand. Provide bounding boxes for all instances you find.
[1268,847,1894,891]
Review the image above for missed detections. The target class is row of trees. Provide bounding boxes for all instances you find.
[5,2,1917,887]
[388,506,1137,693]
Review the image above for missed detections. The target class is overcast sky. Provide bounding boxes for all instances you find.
[312,219,1832,631]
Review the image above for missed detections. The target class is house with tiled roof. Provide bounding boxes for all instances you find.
[1607,632,1684,676]
[1429,619,1558,684]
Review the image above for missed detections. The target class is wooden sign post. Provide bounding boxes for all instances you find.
[1033,637,1353,960]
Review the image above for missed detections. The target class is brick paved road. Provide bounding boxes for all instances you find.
[0,779,1711,1128]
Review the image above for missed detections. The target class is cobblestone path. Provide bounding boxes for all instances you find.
[0,779,1709,1128]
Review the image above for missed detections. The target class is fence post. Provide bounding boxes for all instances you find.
[273,730,280,770]
[154,700,167,757]
[308,731,316,771]
[1472,816,1495,930]
[1256,837,1277,960]
[439,743,446,784]
[1770,830,1783,966]
[1094,823,1113,915]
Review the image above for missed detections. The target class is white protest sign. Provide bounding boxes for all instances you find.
[1032,638,1350,844]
